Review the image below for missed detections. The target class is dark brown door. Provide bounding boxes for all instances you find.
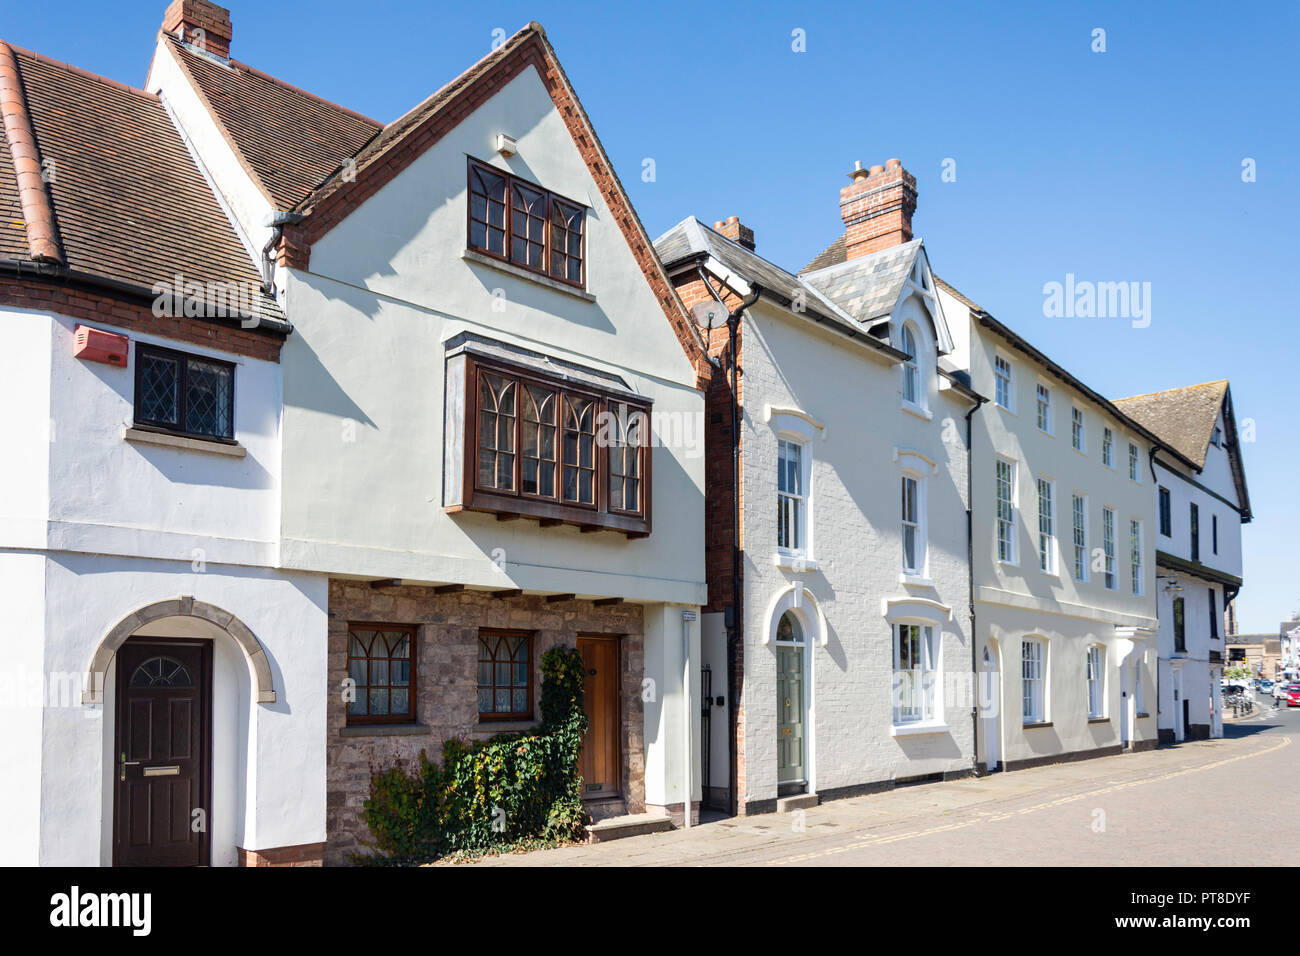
[114,638,212,866]
[577,635,620,799]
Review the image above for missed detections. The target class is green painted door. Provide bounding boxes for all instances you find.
[777,645,805,784]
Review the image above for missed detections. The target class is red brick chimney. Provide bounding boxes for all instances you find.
[713,216,755,251]
[162,0,233,59]
[840,158,916,260]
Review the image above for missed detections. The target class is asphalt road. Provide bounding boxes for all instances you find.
[465,700,1298,867]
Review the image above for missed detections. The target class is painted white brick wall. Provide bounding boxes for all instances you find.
[740,298,975,806]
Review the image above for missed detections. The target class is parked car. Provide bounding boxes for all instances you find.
[1283,685,1300,707]
[1260,679,1274,692]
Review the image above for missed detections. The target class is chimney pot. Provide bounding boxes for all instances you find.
[716,217,756,251]
[886,158,901,170]
[869,164,885,176]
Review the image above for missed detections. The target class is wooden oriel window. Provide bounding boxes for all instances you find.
[467,159,586,287]
[448,352,652,535]
[478,631,533,720]
[346,625,416,724]
[135,343,235,441]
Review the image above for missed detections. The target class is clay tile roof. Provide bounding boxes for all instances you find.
[166,35,381,210]
[290,25,536,216]
[1112,380,1229,469]
[0,43,283,324]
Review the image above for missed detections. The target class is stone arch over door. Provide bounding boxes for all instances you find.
[82,596,276,704]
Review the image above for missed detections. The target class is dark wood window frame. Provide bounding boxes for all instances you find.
[1158,486,1172,537]
[477,629,535,722]
[467,158,586,288]
[134,342,237,443]
[1189,502,1200,562]
[345,623,418,725]
[1173,597,1186,653]
[450,354,652,537]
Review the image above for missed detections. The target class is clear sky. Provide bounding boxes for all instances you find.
[7,0,1297,632]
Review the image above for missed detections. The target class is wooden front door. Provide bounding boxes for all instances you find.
[114,638,212,866]
[577,635,620,799]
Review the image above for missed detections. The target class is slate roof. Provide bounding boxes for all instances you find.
[801,239,922,325]
[166,36,381,210]
[1112,381,1228,470]
[0,43,284,325]
[801,233,846,274]
[653,217,887,344]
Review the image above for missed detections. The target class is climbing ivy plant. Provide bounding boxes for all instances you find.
[359,644,589,864]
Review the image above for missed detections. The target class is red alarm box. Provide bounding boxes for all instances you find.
[73,325,129,367]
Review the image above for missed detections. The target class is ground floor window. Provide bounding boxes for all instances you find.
[1022,639,1045,723]
[893,623,938,723]
[1087,645,1104,718]
[347,625,416,724]
[478,630,533,720]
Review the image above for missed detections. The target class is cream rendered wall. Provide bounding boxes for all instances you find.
[0,307,51,549]
[0,552,46,865]
[39,554,327,866]
[641,604,702,820]
[962,311,1159,762]
[277,64,705,606]
[740,295,974,807]
[44,312,282,569]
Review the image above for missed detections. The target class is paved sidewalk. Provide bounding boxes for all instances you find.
[459,727,1294,866]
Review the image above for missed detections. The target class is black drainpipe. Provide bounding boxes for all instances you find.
[965,393,985,774]
[719,281,761,816]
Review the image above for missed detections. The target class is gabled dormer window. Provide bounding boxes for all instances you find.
[468,159,586,287]
[900,324,924,409]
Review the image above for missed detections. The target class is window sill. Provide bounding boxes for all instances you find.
[1087,717,1110,724]
[996,403,1016,416]
[1022,721,1053,729]
[1136,712,1151,718]
[462,248,596,302]
[476,719,540,733]
[448,495,649,538]
[891,720,949,737]
[899,572,934,587]
[124,426,246,457]
[901,402,933,422]
[339,723,429,738]
[774,553,819,571]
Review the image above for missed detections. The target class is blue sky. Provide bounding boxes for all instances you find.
[8,0,1298,632]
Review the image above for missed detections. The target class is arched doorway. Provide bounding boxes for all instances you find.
[765,586,823,798]
[85,597,276,866]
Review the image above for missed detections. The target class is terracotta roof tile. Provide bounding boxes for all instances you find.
[0,44,282,323]
[167,37,381,209]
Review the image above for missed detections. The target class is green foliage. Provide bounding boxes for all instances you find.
[1224,665,1252,680]
[359,645,590,864]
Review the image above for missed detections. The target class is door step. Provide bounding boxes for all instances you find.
[776,793,819,813]
[585,813,674,844]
